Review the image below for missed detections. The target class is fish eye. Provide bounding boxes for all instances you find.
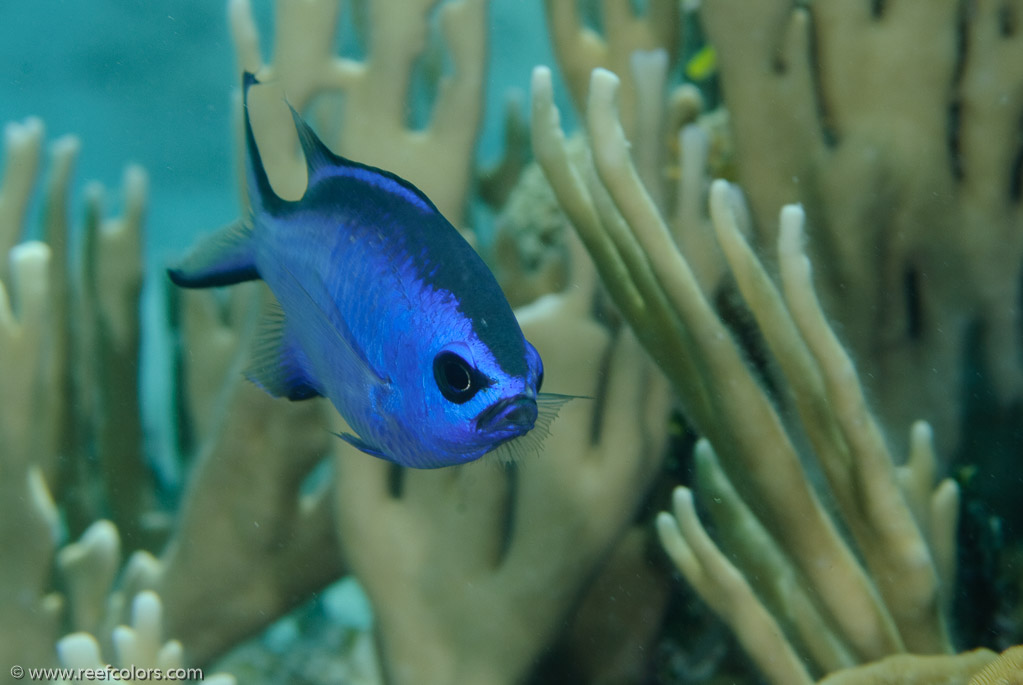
[433,350,482,404]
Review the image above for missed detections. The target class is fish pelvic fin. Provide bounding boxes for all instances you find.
[245,299,322,400]
[331,431,388,459]
[167,219,259,288]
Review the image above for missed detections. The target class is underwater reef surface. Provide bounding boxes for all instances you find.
[1,1,1022,684]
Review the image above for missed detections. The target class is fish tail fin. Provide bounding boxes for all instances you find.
[167,219,259,288]
[241,71,284,217]
[169,72,275,290]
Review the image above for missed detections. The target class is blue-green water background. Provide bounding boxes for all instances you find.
[0,0,570,261]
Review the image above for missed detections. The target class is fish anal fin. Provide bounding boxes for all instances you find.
[244,301,322,401]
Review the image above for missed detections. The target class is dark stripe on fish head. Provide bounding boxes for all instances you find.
[298,173,529,380]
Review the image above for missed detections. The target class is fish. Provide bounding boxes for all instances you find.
[685,44,717,82]
[169,73,569,468]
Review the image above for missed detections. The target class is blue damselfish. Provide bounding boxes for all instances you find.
[169,73,565,468]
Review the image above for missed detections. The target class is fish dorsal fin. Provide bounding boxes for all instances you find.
[287,103,342,181]
[284,102,439,214]
[242,72,286,215]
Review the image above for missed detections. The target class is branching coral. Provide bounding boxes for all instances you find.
[491,160,572,307]
[544,0,680,138]
[531,61,964,682]
[700,0,1023,459]
[543,0,708,235]
[0,110,312,676]
[77,168,154,547]
[0,117,154,545]
[0,111,348,673]
[967,644,1023,685]
[0,118,153,671]
[123,285,344,666]
[818,648,999,685]
[0,233,63,669]
[495,0,696,310]
[5,1,671,678]
[54,591,236,684]
[1,119,71,493]
[5,0,1020,682]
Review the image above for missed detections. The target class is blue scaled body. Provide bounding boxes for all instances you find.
[169,73,553,468]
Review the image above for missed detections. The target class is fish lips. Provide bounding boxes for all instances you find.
[475,394,538,435]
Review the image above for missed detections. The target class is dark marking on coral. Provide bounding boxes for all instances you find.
[804,6,837,146]
[387,462,405,499]
[948,100,963,182]
[1009,115,1023,203]
[1000,3,1017,37]
[903,266,923,341]
[495,461,518,566]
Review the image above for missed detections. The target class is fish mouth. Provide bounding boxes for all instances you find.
[475,395,538,434]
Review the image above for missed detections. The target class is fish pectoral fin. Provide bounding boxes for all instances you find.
[332,431,388,459]
[275,260,389,393]
[246,300,323,400]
